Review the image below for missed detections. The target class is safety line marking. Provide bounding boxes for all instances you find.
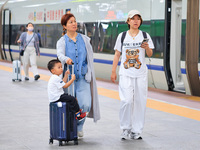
[1,64,200,121]
[98,87,200,121]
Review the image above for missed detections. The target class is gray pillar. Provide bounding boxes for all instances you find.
[185,0,200,96]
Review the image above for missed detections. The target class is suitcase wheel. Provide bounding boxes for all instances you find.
[59,141,62,146]
[74,139,78,145]
[12,79,15,82]
[19,79,22,82]
[49,138,53,144]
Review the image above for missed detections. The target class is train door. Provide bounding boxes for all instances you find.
[170,0,185,92]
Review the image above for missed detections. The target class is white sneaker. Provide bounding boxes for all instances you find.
[121,130,130,140]
[78,131,84,137]
[130,132,142,140]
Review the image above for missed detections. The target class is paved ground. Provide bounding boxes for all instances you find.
[0,62,200,150]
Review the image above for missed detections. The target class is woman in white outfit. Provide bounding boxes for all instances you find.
[111,10,154,140]
[17,22,40,81]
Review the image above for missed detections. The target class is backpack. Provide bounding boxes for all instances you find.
[121,31,147,50]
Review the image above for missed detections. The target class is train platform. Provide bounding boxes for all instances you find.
[0,60,200,150]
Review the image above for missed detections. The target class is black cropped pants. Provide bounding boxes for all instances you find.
[54,93,80,113]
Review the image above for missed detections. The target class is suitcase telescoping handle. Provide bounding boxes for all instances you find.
[18,44,21,61]
[67,63,75,97]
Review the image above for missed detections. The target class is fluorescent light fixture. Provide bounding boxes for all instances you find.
[71,0,96,2]
[47,2,59,5]
[23,4,45,7]
[23,2,60,8]
[8,0,27,3]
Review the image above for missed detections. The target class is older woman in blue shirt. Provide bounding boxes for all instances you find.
[56,13,100,137]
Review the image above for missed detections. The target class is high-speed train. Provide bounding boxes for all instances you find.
[0,0,200,96]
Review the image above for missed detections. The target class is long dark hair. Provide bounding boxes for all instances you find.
[61,13,75,35]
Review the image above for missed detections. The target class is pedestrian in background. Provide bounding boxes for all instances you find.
[37,29,42,47]
[17,22,40,81]
[15,25,25,44]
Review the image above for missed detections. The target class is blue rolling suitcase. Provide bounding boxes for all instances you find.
[49,64,78,146]
[49,102,78,146]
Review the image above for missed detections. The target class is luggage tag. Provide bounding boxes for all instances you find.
[57,102,62,107]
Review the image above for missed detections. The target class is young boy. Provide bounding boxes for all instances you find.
[47,59,86,120]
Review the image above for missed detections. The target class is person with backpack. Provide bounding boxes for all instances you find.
[111,10,154,140]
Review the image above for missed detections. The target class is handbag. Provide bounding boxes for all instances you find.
[20,33,35,56]
[20,49,24,56]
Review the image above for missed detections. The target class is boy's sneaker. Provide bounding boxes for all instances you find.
[130,132,142,140]
[77,110,86,121]
[121,129,130,140]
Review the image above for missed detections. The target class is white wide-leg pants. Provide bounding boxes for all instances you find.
[119,75,148,134]
[23,47,39,77]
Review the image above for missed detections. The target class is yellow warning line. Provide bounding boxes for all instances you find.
[98,87,120,100]
[0,65,50,81]
[179,96,200,102]
[98,87,200,121]
[147,99,200,121]
[1,64,200,121]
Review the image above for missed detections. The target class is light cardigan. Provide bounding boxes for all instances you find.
[19,32,40,55]
[56,33,100,122]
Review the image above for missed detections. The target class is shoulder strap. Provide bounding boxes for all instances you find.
[121,31,146,51]
[121,31,126,50]
[142,31,147,39]
[24,33,35,50]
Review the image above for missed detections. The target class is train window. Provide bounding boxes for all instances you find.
[181,20,186,61]
[3,25,9,45]
[84,22,123,54]
[77,22,85,34]
[42,24,61,49]
[8,21,166,59]
[35,24,62,49]
[84,20,165,58]
[13,25,26,45]
[101,22,120,54]
[84,23,98,52]
[83,21,165,58]
[147,20,165,59]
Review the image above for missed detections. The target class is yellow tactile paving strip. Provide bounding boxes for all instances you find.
[0,65,50,81]
[179,96,200,102]
[98,87,200,121]
[1,64,200,121]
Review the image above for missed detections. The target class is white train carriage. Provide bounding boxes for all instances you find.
[1,0,200,96]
